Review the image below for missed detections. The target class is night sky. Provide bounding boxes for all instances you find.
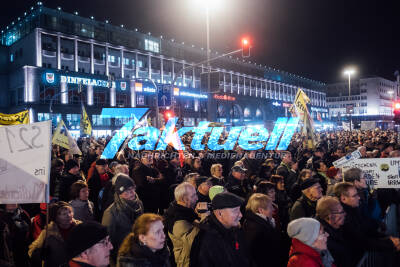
[2,0,399,83]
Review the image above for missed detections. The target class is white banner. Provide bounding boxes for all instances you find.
[341,157,400,188]
[0,121,51,203]
[333,150,361,167]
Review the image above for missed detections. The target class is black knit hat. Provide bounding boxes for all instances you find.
[195,176,211,187]
[114,174,135,194]
[65,159,79,172]
[66,221,108,259]
[96,159,107,166]
[300,178,320,191]
[211,192,244,210]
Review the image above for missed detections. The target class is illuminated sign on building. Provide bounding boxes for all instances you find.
[60,75,109,87]
[311,107,328,113]
[213,94,236,101]
[272,101,281,107]
[173,87,207,99]
[121,82,127,91]
[282,103,292,108]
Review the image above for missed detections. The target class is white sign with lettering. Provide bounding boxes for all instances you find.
[0,121,51,203]
[341,158,400,188]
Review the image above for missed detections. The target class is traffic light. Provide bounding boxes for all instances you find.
[393,102,400,124]
[241,38,250,57]
[163,111,174,123]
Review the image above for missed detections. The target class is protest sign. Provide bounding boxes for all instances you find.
[341,157,400,188]
[0,121,51,203]
[333,150,361,167]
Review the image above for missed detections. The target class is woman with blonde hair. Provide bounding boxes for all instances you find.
[209,163,225,186]
[117,213,170,267]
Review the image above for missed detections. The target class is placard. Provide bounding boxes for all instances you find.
[0,121,51,203]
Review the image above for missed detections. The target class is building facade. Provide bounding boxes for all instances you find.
[326,76,398,128]
[0,3,327,136]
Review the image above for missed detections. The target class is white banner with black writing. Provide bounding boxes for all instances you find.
[341,158,400,188]
[0,121,51,203]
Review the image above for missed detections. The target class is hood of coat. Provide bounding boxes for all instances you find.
[164,201,198,234]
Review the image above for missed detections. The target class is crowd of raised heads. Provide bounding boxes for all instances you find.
[1,128,400,267]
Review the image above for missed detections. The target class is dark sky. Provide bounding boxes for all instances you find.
[2,0,399,83]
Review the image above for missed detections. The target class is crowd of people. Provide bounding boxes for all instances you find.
[1,129,400,267]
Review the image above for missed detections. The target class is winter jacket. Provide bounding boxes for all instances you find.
[28,219,81,267]
[69,199,94,222]
[102,193,144,261]
[341,202,396,252]
[225,175,251,199]
[289,194,317,221]
[189,213,250,267]
[164,202,200,267]
[276,163,297,193]
[68,260,96,267]
[117,234,171,267]
[58,173,83,202]
[287,238,336,267]
[317,218,361,267]
[242,210,287,267]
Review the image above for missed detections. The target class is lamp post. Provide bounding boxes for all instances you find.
[343,68,355,131]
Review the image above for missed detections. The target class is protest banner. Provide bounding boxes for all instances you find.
[341,157,400,188]
[333,150,362,167]
[0,110,29,125]
[0,121,51,203]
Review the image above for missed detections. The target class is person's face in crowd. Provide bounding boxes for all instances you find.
[276,180,285,191]
[232,170,244,180]
[267,189,276,202]
[318,162,328,173]
[85,236,113,267]
[142,154,154,166]
[214,165,223,178]
[139,220,166,252]
[120,186,137,201]
[312,226,329,251]
[283,153,292,164]
[184,186,198,209]
[291,162,298,171]
[258,201,273,219]
[215,206,242,228]
[266,161,275,169]
[69,166,80,175]
[306,183,323,201]
[56,206,74,228]
[334,169,342,181]
[95,147,103,157]
[341,187,360,208]
[79,187,90,201]
[354,174,367,189]
[5,204,18,213]
[328,203,346,229]
[96,164,107,175]
[193,159,201,169]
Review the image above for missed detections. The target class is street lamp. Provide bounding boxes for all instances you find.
[343,68,356,131]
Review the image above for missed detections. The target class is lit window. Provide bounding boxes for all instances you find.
[10,53,13,62]
[145,39,160,53]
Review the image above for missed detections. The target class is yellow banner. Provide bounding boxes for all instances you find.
[80,105,92,136]
[52,120,69,149]
[0,110,29,125]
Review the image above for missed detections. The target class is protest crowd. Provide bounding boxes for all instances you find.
[2,128,400,267]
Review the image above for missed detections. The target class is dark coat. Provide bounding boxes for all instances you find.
[276,163,297,193]
[102,194,144,260]
[88,168,108,217]
[341,202,396,252]
[117,234,171,267]
[242,211,287,267]
[225,175,251,199]
[189,213,250,267]
[317,217,361,267]
[289,194,317,221]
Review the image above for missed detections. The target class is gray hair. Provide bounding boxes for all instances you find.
[174,182,195,202]
[343,168,362,183]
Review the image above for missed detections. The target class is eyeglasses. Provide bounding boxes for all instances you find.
[99,237,111,247]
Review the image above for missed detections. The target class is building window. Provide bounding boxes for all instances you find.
[145,39,160,53]
[10,53,14,62]
[92,115,111,126]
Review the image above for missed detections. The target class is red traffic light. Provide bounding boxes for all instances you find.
[166,111,173,118]
[394,102,400,110]
[241,38,250,57]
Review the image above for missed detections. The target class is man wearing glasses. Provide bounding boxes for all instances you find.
[66,221,113,267]
[334,182,400,261]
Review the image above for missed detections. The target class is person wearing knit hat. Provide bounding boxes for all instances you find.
[65,159,79,173]
[289,178,322,221]
[101,173,143,266]
[196,176,212,203]
[287,218,334,267]
[209,185,226,201]
[66,221,113,267]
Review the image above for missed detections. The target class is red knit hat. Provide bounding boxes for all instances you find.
[327,167,339,179]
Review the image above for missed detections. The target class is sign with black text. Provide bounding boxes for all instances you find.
[0,121,51,203]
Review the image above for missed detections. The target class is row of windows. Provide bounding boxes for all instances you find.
[326,95,367,102]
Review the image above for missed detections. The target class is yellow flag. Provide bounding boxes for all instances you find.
[292,88,315,149]
[0,110,29,125]
[52,120,82,155]
[80,105,92,136]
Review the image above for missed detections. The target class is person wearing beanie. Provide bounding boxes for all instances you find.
[225,165,252,199]
[209,185,226,201]
[196,176,212,203]
[28,201,81,267]
[287,218,335,267]
[101,173,143,266]
[66,222,113,267]
[290,178,322,221]
[58,159,84,202]
[190,192,250,267]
